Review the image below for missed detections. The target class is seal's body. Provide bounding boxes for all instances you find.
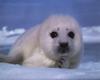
[0,15,83,68]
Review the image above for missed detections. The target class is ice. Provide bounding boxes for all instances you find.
[0,62,100,80]
[82,26,100,43]
[0,26,25,45]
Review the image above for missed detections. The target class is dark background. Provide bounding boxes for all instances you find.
[0,0,100,30]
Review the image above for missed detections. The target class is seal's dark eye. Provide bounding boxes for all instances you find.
[50,31,58,38]
[68,31,75,39]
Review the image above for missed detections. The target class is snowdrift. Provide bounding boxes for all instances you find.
[0,62,100,80]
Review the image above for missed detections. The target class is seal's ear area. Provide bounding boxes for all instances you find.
[68,31,75,39]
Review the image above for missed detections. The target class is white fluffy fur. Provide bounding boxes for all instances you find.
[0,15,83,68]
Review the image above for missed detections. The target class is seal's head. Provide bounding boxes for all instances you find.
[39,15,82,60]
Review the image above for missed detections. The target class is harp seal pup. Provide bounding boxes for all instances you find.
[0,15,83,68]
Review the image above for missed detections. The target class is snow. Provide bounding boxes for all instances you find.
[82,26,100,43]
[0,62,100,79]
[0,26,25,45]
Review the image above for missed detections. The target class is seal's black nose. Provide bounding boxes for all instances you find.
[59,42,68,48]
[58,42,69,53]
